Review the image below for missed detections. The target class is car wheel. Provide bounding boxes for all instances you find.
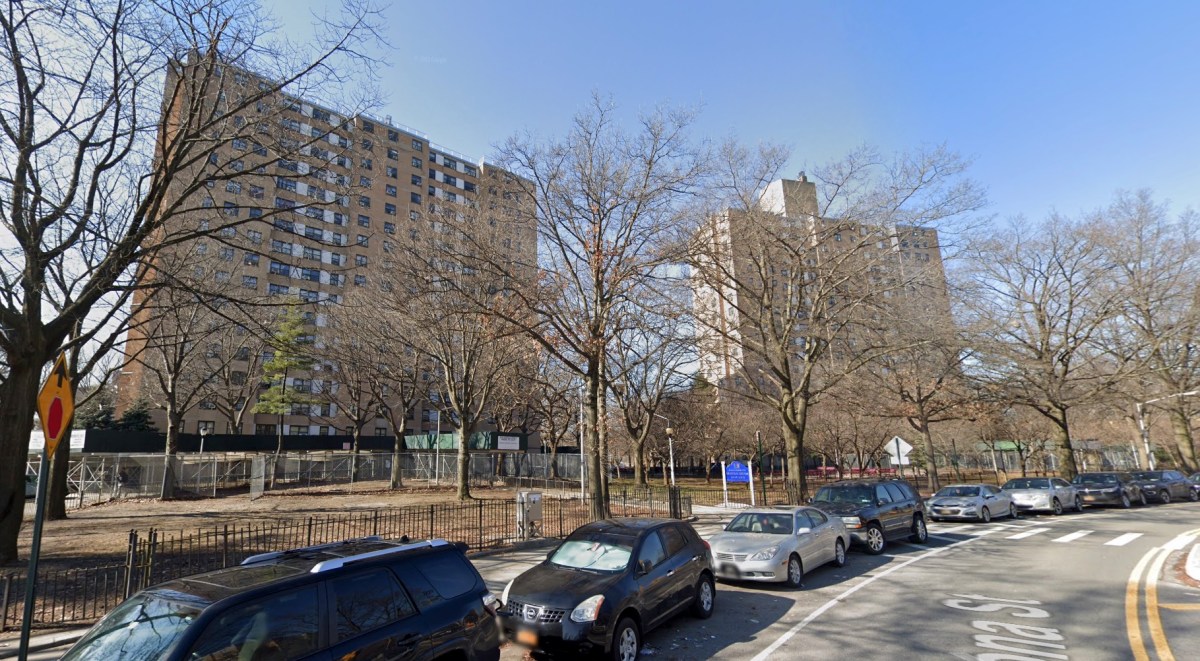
[610,617,640,661]
[1120,492,1131,509]
[785,554,804,588]
[1010,503,1021,519]
[833,538,847,567]
[691,575,715,619]
[864,524,886,555]
[1189,489,1198,502]
[980,507,991,523]
[1052,498,1063,515]
[1160,491,1171,505]
[1074,496,1083,512]
[909,516,928,543]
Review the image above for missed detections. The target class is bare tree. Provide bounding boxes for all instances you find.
[0,0,380,561]
[963,215,1138,479]
[690,142,985,501]
[525,354,580,480]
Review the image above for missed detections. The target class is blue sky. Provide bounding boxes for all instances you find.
[270,1,1200,223]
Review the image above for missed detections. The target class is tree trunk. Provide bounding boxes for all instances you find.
[160,407,182,500]
[0,360,43,564]
[270,414,284,490]
[783,402,809,504]
[1168,408,1197,473]
[586,371,607,519]
[456,428,471,500]
[1050,407,1078,479]
[389,423,405,489]
[549,445,560,479]
[633,438,647,486]
[919,414,939,492]
[351,427,361,483]
[597,386,610,505]
[47,419,73,520]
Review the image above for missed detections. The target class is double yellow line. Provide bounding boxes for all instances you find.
[1126,528,1200,660]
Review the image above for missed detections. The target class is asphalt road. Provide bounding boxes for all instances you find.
[498,503,1200,661]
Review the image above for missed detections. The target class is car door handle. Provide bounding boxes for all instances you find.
[692,555,702,562]
[668,570,676,576]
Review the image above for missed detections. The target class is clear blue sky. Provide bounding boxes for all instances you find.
[269,0,1200,223]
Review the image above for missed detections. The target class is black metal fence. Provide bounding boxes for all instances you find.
[2,487,691,632]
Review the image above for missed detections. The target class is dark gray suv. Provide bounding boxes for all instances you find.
[62,537,501,661]
[810,478,929,554]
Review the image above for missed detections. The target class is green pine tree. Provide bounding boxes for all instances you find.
[253,304,316,487]
[115,399,156,431]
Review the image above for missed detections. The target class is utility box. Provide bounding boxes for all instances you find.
[517,490,543,539]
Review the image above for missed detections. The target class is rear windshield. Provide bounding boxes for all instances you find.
[1003,478,1050,489]
[934,486,981,498]
[550,537,634,572]
[61,590,204,661]
[1072,474,1118,485]
[812,485,874,505]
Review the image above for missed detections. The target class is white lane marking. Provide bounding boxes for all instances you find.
[1106,533,1143,547]
[1052,530,1093,543]
[750,534,980,661]
[1007,527,1051,540]
[931,524,970,534]
[1163,534,1197,552]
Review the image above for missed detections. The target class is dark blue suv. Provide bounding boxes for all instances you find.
[62,537,500,661]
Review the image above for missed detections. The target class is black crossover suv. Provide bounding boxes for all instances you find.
[499,518,715,661]
[62,537,501,661]
[809,478,929,554]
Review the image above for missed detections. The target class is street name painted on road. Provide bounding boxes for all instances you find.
[943,593,1068,660]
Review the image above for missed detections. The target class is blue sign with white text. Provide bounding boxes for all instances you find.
[726,461,750,483]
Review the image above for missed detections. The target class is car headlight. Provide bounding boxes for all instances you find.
[501,579,512,607]
[748,545,780,561]
[840,516,863,529]
[570,595,605,623]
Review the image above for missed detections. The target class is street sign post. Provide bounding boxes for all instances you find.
[21,353,74,658]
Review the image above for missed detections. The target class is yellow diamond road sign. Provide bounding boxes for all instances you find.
[36,353,74,456]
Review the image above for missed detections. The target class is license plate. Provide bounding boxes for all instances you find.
[516,629,538,646]
[721,563,741,578]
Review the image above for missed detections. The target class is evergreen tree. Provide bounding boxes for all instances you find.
[254,304,316,487]
[74,385,117,430]
[115,399,156,431]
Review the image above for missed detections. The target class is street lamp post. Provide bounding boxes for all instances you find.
[199,426,210,456]
[653,413,675,486]
[1136,390,1200,470]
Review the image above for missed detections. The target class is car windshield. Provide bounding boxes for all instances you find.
[812,485,874,505]
[549,537,634,572]
[1130,471,1164,480]
[1072,474,1118,485]
[61,591,204,661]
[934,486,980,498]
[726,512,795,534]
[1003,478,1050,490]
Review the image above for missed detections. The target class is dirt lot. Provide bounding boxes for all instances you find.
[11,481,528,570]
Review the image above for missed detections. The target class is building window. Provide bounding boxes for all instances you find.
[215,270,231,282]
[357,214,370,227]
[361,158,373,171]
[411,157,422,168]
[330,253,343,266]
[361,138,373,150]
[356,234,368,247]
[409,210,420,221]
[301,268,320,282]
[387,148,398,160]
[242,275,258,288]
[464,165,477,177]
[385,185,397,197]
[226,181,241,194]
[303,246,321,260]
[387,129,398,142]
[375,427,388,436]
[410,192,421,204]
[299,289,319,303]
[359,196,370,208]
[222,201,239,216]
[384,222,396,234]
[255,424,276,436]
[244,253,260,266]
[356,254,368,266]
[218,247,234,261]
[384,203,396,215]
[411,174,422,186]
[247,229,262,244]
[387,166,398,179]
[268,283,289,295]
[354,274,366,286]
[411,139,423,151]
[271,239,292,254]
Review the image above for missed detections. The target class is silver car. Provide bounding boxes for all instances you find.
[927,484,1018,523]
[709,506,848,588]
[1002,477,1082,515]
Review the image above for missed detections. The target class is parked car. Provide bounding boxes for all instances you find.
[927,484,1018,522]
[708,506,848,587]
[1071,472,1146,508]
[499,518,714,661]
[62,536,501,661]
[1189,472,1200,496]
[809,478,928,555]
[1129,470,1198,504]
[1001,477,1082,515]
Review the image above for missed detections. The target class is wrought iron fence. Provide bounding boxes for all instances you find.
[3,487,690,632]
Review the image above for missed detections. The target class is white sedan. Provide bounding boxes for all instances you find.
[1002,477,1083,515]
[709,506,848,588]
[927,484,1018,523]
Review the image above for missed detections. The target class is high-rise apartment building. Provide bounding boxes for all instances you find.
[692,176,949,388]
[116,60,534,439]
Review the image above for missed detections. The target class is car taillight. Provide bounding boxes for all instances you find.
[703,539,711,550]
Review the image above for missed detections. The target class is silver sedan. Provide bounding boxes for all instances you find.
[927,484,1018,523]
[1002,477,1083,515]
[709,506,848,588]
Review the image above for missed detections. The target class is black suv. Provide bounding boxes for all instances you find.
[810,478,928,554]
[62,537,501,661]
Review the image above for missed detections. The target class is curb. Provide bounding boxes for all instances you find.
[1187,542,1200,583]
[0,630,86,659]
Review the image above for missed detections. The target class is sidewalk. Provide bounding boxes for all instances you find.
[0,628,88,660]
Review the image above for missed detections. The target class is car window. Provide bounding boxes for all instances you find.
[550,537,634,572]
[875,485,893,504]
[660,526,689,557]
[410,551,477,599]
[637,532,668,569]
[1003,478,1050,489]
[1052,479,1069,488]
[883,483,907,502]
[330,568,416,642]
[985,485,1000,495]
[807,509,829,526]
[188,586,319,661]
[1168,471,1183,480]
[813,485,874,504]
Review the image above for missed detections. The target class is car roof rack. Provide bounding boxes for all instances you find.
[310,539,449,573]
[240,535,447,570]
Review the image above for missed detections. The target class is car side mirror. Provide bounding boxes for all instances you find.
[795,527,812,536]
[876,499,887,507]
[807,497,814,504]
[637,559,653,576]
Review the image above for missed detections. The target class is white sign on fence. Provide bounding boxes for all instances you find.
[886,436,913,466]
[497,435,521,451]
